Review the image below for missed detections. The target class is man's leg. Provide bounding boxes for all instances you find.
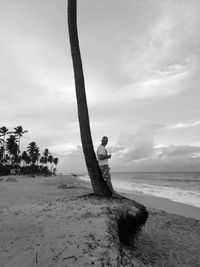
[100,165,115,194]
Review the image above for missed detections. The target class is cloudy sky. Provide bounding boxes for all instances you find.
[0,0,200,173]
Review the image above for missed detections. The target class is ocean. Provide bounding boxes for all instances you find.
[78,172,200,208]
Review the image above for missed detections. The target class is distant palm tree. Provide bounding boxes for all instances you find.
[5,135,18,165]
[68,0,112,196]
[27,142,39,165]
[0,127,10,139]
[34,148,40,166]
[0,126,11,164]
[48,155,53,171]
[0,146,3,163]
[47,154,52,164]
[13,126,28,155]
[40,156,46,166]
[53,157,59,167]
[53,157,59,174]
[43,149,49,166]
[21,151,31,166]
[0,138,3,161]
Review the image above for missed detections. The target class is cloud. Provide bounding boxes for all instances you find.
[156,145,200,158]
[112,125,163,164]
[109,123,200,171]
[123,59,197,100]
[111,143,200,172]
[166,120,200,129]
[74,0,200,105]
[56,124,200,173]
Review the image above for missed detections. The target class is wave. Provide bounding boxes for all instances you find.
[113,180,200,208]
[77,174,200,208]
[166,178,200,182]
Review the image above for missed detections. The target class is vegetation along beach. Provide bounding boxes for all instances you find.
[0,126,59,177]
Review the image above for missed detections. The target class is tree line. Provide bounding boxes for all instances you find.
[0,126,59,176]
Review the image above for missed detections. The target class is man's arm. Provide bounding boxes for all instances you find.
[98,154,111,160]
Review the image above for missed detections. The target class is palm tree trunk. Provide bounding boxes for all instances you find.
[18,136,21,166]
[3,135,5,165]
[18,136,20,155]
[67,0,112,196]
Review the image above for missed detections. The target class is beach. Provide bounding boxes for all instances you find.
[0,175,200,266]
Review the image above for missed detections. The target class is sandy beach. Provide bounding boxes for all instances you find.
[0,175,200,267]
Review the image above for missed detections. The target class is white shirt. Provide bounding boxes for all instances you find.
[97,144,108,166]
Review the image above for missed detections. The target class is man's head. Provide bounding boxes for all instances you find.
[101,136,108,146]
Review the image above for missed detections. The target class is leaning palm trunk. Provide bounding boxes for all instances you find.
[68,0,112,196]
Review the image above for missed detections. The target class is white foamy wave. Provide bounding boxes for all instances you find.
[77,174,200,208]
[113,180,200,208]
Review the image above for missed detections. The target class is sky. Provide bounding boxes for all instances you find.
[0,0,200,173]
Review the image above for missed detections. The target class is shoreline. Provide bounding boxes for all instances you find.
[1,174,200,266]
[125,191,200,220]
[77,175,200,220]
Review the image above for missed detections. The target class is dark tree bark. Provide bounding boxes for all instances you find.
[67,0,112,196]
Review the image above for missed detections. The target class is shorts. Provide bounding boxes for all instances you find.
[99,165,111,181]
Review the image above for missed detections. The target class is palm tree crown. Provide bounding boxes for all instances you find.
[53,157,59,166]
[13,126,28,155]
[6,135,18,154]
[27,142,40,165]
[0,126,10,137]
[13,126,28,137]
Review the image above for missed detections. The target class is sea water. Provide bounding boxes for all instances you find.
[78,172,200,208]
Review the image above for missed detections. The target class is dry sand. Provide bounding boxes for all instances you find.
[0,175,200,267]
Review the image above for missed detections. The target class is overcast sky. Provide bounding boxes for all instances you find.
[0,0,200,173]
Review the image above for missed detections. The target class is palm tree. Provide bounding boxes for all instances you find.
[53,157,59,167]
[40,156,46,166]
[47,155,53,171]
[5,135,18,165]
[0,146,3,163]
[27,142,39,165]
[21,151,31,166]
[34,148,40,166]
[47,154,53,163]
[52,157,59,174]
[68,0,111,196]
[43,149,49,166]
[0,126,11,164]
[0,127,10,140]
[13,126,28,155]
[0,139,3,162]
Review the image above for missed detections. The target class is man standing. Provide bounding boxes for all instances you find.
[97,136,115,194]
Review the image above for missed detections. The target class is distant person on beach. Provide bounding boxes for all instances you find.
[97,136,115,194]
